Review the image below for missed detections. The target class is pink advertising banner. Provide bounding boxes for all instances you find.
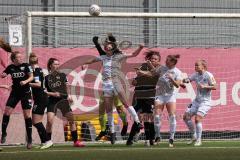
[1,47,240,131]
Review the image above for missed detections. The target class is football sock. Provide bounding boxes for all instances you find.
[2,115,10,135]
[117,107,128,126]
[144,122,150,140]
[99,114,107,132]
[196,122,202,141]
[149,122,155,140]
[34,122,47,143]
[25,118,32,143]
[46,132,52,141]
[71,130,78,142]
[107,111,114,133]
[169,115,176,140]
[127,106,140,123]
[184,119,196,139]
[154,115,161,138]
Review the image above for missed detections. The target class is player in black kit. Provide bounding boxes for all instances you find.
[29,53,52,149]
[45,58,84,147]
[1,51,33,149]
[126,51,160,146]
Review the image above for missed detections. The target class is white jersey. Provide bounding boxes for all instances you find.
[96,53,127,81]
[155,66,182,96]
[189,71,216,103]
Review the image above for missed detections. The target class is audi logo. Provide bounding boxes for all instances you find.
[12,72,25,78]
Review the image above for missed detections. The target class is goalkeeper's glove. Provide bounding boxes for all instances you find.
[92,36,99,45]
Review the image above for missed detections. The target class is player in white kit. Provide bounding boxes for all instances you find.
[154,55,182,147]
[183,59,216,146]
[83,41,144,144]
[147,54,182,147]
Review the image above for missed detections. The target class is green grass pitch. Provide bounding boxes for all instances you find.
[0,141,240,160]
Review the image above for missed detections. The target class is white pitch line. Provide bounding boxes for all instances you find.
[1,146,240,154]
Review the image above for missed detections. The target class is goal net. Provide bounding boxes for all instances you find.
[5,11,240,143]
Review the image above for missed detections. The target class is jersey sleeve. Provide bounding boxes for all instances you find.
[35,68,44,83]
[39,69,45,88]
[25,63,33,74]
[40,69,44,83]
[208,72,216,86]
[175,69,183,81]
[3,65,11,75]
[189,73,197,82]
[95,55,105,62]
[44,75,50,91]
[60,73,68,84]
[154,66,163,75]
[139,63,148,71]
[64,74,68,83]
[119,53,127,61]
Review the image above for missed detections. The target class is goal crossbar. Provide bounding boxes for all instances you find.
[25,11,240,59]
[27,11,240,18]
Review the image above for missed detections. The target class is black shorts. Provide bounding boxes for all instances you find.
[47,98,72,116]
[32,94,48,115]
[133,98,154,113]
[6,90,32,110]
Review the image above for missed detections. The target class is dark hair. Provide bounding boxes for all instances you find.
[167,54,180,65]
[47,58,58,71]
[145,50,161,61]
[29,52,38,65]
[104,33,119,53]
[10,51,20,62]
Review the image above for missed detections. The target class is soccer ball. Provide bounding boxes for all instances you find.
[89,4,101,16]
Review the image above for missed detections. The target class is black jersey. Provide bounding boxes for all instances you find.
[45,71,68,101]
[3,63,33,92]
[31,67,45,99]
[134,63,159,98]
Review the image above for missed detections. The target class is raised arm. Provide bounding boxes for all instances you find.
[126,44,144,58]
[0,37,12,53]
[83,57,100,65]
[93,36,106,55]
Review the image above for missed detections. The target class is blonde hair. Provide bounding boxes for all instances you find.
[198,59,207,70]
[29,52,38,65]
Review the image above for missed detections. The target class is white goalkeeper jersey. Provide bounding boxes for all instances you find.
[155,66,182,96]
[189,71,216,103]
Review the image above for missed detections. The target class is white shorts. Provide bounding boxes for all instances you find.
[155,94,176,105]
[185,100,211,117]
[102,80,118,97]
